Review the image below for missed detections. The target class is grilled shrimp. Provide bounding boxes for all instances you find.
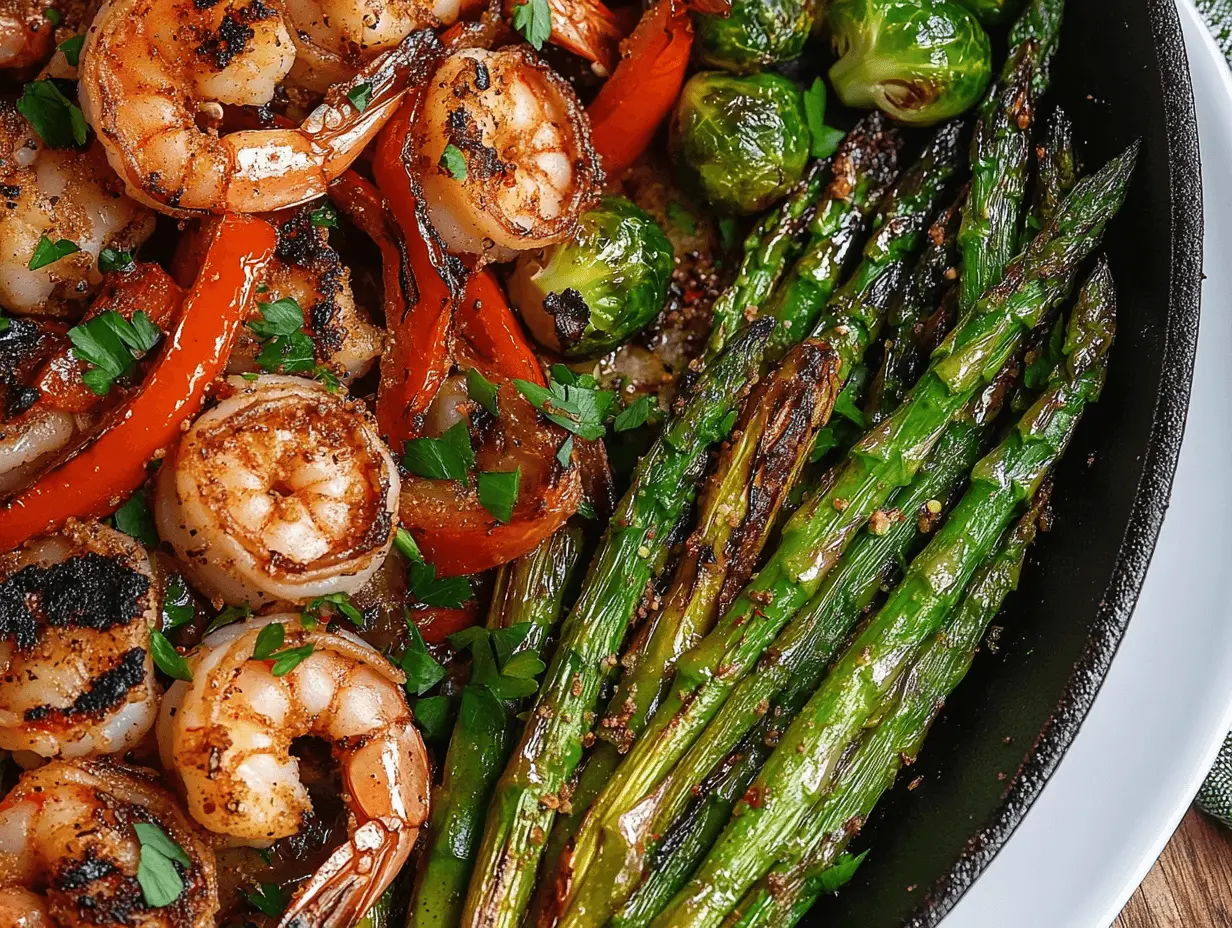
[156,615,429,928]
[0,759,218,927]
[0,0,55,71]
[414,45,600,261]
[0,105,155,317]
[78,0,427,216]
[155,375,399,607]
[284,0,468,91]
[173,208,383,382]
[0,520,159,761]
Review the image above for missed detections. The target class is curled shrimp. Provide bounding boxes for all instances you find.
[0,0,56,71]
[156,615,429,927]
[0,758,219,928]
[154,375,400,607]
[0,520,160,762]
[414,45,601,261]
[78,0,432,216]
[283,0,472,92]
[0,104,155,316]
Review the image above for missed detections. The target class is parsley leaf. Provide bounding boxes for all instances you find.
[491,622,533,665]
[511,0,551,50]
[478,468,520,524]
[402,421,474,483]
[205,603,252,634]
[803,78,846,159]
[98,246,135,273]
[252,622,285,660]
[466,367,499,416]
[58,34,84,66]
[270,644,314,676]
[809,425,839,463]
[449,625,542,700]
[395,526,422,562]
[577,499,596,519]
[68,309,161,395]
[666,200,697,235]
[162,575,195,630]
[556,434,574,468]
[441,143,468,181]
[310,201,338,228]
[514,372,616,441]
[44,7,60,25]
[248,297,333,384]
[347,82,373,112]
[28,234,79,270]
[408,559,474,609]
[149,629,191,682]
[304,592,364,628]
[134,822,189,908]
[613,395,656,433]
[111,490,158,546]
[17,78,87,148]
[243,882,289,918]
[813,850,868,894]
[249,297,304,338]
[412,693,453,740]
[401,620,446,695]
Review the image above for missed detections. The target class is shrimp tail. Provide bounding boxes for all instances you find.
[278,817,408,928]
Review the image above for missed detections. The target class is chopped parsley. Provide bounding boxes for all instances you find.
[402,421,474,483]
[28,234,79,270]
[831,388,865,428]
[270,644,313,676]
[247,296,336,388]
[514,366,617,441]
[347,82,373,112]
[511,0,551,50]
[68,309,161,396]
[303,592,364,628]
[17,78,87,148]
[401,621,446,695]
[205,603,252,634]
[803,78,847,160]
[478,468,520,523]
[252,622,285,660]
[162,575,195,630]
[98,246,135,273]
[243,882,289,918]
[813,850,868,893]
[613,395,657,433]
[149,629,191,682]
[310,201,338,228]
[58,33,84,66]
[134,822,190,908]
[466,367,500,416]
[111,490,158,546]
[411,693,452,740]
[441,143,468,181]
[408,559,474,609]
[556,434,574,468]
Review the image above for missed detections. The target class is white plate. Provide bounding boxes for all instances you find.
[943,4,1232,925]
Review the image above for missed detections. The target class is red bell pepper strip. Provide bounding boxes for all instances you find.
[455,269,545,386]
[0,214,276,551]
[586,1,694,179]
[372,88,458,445]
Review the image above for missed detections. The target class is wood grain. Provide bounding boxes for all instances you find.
[1114,808,1232,927]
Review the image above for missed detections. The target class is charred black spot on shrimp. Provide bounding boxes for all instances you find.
[0,553,150,652]
[54,848,121,892]
[275,207,347,354]
[25,648,147,723]
[196,0,274,71]
[445,108,508,182]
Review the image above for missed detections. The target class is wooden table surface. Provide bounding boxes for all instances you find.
[1114,808,1232,927]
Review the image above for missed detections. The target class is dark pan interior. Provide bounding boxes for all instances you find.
[801,0,1203,924]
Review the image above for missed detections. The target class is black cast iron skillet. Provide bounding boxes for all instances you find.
[801,0,1203,924]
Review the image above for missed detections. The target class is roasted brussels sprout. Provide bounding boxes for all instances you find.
[669,71,810,215]
[826,0,993,126]
[508,197,674,358]
[954,0,1027,26]
[694,0,813,74]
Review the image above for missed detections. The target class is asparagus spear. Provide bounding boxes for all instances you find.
[459,320,773,928]
[704,160,830,361]
[958,0,1065,313]
[760,113,904,362]
[560,143,1137,926]
[1031,107,1078,231]
[653,262,1115,928]
[533,343,841,926]
[600,342,840,755]
[724,486,1054,928]
[865,189,967,426]
[408,529,583,928]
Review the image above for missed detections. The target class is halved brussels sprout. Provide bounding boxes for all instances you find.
[826,0,993,126]
[508,197,674,358]
[669,71,811,215]
[694,0,813,74]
